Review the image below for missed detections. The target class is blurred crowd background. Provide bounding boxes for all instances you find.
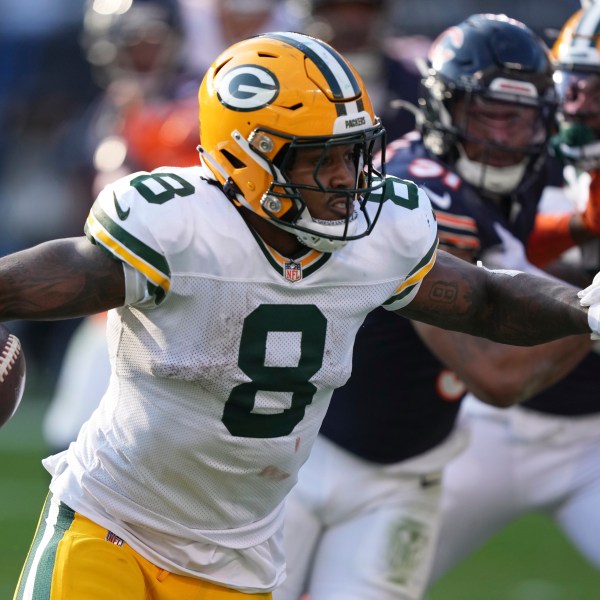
[0,0,581,393]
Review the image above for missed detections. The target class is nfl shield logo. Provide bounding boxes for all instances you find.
[284,261,302,282]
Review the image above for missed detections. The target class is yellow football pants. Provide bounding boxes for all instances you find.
[15,495,272,599]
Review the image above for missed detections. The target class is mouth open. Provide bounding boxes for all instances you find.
[312,206,358,226]
[325,196,356,220]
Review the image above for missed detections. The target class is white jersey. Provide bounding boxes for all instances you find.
[44,165,438,592]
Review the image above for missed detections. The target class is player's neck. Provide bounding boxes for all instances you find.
[238,206,305,258]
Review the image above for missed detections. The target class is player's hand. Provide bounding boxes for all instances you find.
[578,271,600,340]
[582,168,600,235]
[487,223,550,276]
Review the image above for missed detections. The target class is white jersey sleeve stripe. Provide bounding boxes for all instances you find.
[383,239,438,306]
[85,209,171,297]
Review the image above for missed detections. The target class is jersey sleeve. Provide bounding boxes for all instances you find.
[84,168,196,306]
[380,182,439,311]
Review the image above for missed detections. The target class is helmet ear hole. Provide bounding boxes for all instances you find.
[221,149,246,169]
[273,143,293,172]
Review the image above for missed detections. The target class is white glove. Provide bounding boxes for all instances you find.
[484,223,533,272]
[577,272,600,340]
[485,223,556,278]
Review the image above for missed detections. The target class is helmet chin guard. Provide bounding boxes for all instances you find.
[455,146,528,195]
[278,205,360,252]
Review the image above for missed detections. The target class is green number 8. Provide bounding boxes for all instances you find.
[130,172,195,204]
[222,304,327,438]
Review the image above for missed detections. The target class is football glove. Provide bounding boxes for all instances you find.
[577,271,600,340]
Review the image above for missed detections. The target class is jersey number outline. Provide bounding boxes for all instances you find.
[387,177,420,210]
[371,177,421,210]
[130,172,195,204]
[222,304,327,438]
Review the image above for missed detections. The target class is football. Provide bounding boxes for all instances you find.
[0,324,26,428]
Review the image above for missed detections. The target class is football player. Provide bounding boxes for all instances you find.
[5,31,596,600]
[430,5,600,588]
[274,14,599,600]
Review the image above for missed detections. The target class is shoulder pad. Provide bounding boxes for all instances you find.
[85,168,202,304]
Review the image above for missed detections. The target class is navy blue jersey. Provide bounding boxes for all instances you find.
[319,306,466,463]
[320,133,599,464]
[522,355,600,415]
[383,134,546,252]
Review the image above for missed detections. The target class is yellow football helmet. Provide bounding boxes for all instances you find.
[552,4,600,170]
[552,6,600,72]
[198,31,386,252]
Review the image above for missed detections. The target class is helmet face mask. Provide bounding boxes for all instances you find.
[553,5,600,171]
[198,31,386,252]
[450,93,552,194]
[419,14,557,196]
[258,128,385,250]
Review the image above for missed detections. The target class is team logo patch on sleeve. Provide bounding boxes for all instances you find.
[113,192,131,221]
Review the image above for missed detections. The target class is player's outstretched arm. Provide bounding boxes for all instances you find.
[0,236,125,321]
[397,250,590,345]
[412,321,590,407]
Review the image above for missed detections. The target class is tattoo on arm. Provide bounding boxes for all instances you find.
[399,250,589,345]
[0,237,125,320]
[429,281,458,304]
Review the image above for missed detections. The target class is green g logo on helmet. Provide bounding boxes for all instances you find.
[217,65,280,112]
